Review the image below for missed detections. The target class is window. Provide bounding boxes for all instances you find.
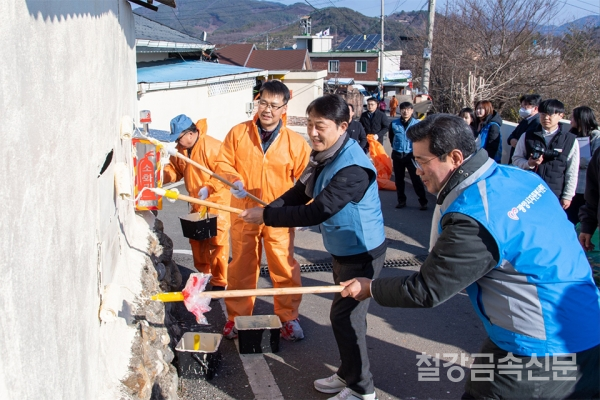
[356,60,367,73]
[328,60,339,73]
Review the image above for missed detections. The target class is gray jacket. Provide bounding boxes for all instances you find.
[371,150,500,308]
[576,129,600,194]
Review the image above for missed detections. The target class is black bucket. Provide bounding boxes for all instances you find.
[179,212,217,241]
[175,332,222,380]
[235,315,282,354]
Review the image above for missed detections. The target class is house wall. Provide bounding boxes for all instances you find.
[1,1,146,398]
[137,78,256,142]
[311,55,379,82]
[283,70,328,118]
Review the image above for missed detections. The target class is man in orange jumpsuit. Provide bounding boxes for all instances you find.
[389,95,399,117]
[207,80,311,341]
[163,115,231,290]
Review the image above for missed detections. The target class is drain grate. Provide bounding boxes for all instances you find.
[259,256,426,277]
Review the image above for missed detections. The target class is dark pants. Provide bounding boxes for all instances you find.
[566,193,586,225]
[330,251,385,395]
[462,338,600,399]
[392,151,428,205]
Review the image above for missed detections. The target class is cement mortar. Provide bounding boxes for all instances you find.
[121,217,182,400]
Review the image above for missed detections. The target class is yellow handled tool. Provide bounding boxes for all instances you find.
[149,188,243,214]
[151,285,345,302]
[167,149,268,207]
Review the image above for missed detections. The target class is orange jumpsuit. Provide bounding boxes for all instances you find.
[163,119,231,287]
[389,97,399,117]
[209,114,310,322]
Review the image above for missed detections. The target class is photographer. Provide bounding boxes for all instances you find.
[512,99,579,209]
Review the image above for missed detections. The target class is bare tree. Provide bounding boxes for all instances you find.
[428,0,568,115]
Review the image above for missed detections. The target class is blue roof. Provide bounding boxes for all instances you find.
[137,59,263,83]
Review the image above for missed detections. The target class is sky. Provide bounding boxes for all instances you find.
[274,0,599,24]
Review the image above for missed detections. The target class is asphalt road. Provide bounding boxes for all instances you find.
[157,118,487,400]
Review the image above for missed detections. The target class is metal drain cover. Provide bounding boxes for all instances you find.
[259,256,426,276]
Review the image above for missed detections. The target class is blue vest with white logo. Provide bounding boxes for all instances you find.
[391,118,419,153]
[314,139,386,256]
[441,161,600,355]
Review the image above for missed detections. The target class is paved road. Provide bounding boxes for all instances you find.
[158,119,487,399]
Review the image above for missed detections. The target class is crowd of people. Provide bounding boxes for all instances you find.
[159,82,599,400]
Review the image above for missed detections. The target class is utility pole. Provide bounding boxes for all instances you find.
[379,0,385,95]
[421,0,436,94]
[266,33,269,50]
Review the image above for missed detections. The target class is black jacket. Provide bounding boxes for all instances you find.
[507,114,541,164]
[524,129,576,198]
[359,109,388,140]
[263,140,383,262]
[347,120,369,153]
[371,149,500,308]
[579,147,600,234]
[477,111,502,160]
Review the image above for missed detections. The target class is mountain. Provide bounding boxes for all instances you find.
[133,0,422,50]
[134,0,314,44]
[537,15,600,35]
[134,0,597,51]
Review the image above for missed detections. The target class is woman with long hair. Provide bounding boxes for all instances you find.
[474,100,503,162]
[567,106,600,224]
[458,107,477,137]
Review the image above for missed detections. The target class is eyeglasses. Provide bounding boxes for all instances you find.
[258,100,287,111]
[412,154,445,171]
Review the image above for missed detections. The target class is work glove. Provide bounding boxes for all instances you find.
[198,187,209,200]
[230,180,248,199]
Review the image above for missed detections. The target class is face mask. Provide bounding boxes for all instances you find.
[519,107,533,118]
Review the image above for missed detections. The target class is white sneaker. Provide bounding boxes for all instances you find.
[328,388,377,400]
[314,373,346,393]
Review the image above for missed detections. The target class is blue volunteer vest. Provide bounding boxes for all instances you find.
[391,118,419,153]
[478,121,502,162]
[441,161,600,355]
[314,139,386,256]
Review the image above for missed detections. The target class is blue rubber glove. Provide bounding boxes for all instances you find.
[230,181,248,199]
[198,187,209,200]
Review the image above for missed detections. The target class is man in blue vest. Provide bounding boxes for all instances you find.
[241,94,386,400]
[389,101,428,210]
[341,114,600,399]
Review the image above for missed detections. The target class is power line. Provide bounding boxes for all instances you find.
[326,0,365,33]
[570,0,600,9]
[562,0,598,14]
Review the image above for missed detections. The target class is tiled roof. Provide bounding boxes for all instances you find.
[213,44,256,66]
[134,14,213,51]
[246,49,311,70]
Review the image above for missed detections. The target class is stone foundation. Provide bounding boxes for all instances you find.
[121,218,182,400]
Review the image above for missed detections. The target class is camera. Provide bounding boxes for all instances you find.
[531,144,560,161]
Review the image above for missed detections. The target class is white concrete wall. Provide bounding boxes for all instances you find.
[1,1,142,398]
[137,83,255,142]
[283,70,328,118]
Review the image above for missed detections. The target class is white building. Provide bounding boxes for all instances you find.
[1,1,175,398]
